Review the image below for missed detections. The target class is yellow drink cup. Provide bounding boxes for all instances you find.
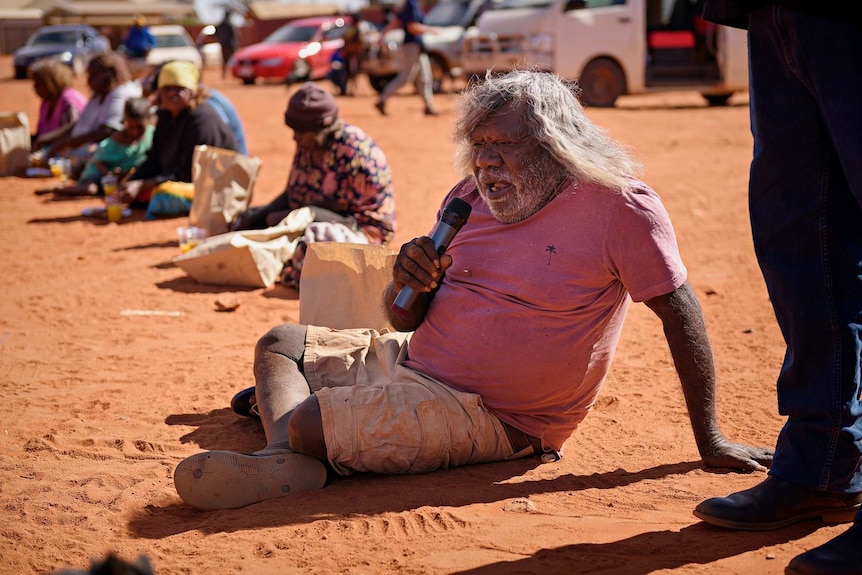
[105,196,123,223]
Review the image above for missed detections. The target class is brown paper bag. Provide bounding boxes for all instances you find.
[299,242,397,331]
[173,210,314,288]
[188,145,262,236]
[0,112,31,176]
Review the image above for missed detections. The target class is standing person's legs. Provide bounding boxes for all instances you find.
[375,42,422,113]
[417,51,436,114]
[767,7,862,574]
[693,4,862,561]
[746,5,862,497]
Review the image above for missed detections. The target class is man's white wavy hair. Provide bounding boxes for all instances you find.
[453,70,642,193]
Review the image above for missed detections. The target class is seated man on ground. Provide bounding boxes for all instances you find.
[174,70,772,511]
[45,53,142,179]
[116,61,238,216]
[232,82,396,287]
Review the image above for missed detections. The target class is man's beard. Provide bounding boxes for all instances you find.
[476,149,567,224]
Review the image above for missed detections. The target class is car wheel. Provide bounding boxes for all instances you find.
[14,66,28,80]
[579,57,626,108]
[368,74,396,94]
[241,77,255,85]
[71,55,85,77]
[703,92,733,106]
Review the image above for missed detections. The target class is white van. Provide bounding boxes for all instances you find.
[461,0,748,107]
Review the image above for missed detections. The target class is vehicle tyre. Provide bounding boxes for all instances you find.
[14,66,28,80]
[241,77,255,85]
[579,57,626,108]
[368,74,396,94]
[71,55,85,77]
[703,92,733,106]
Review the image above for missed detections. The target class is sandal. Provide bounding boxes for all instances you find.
[230,386,259,419]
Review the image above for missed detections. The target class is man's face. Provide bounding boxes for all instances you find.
[158,85,193,115]
[470,104,566,223]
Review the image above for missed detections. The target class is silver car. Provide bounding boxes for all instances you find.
[13,24,111,79]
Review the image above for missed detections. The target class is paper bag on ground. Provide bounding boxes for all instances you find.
[173,211,313,288]
[299,242,397,331]
[0,112,30,176]
[188,145,262,236]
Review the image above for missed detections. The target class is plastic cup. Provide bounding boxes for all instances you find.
[105,196,123,223]
[101,173,118,197]
[177,226,207,253]
[48,157,64,179]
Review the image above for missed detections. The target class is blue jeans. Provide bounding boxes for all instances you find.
[747,6,862,502]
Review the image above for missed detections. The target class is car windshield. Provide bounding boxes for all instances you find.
[28,30,80,46]
[264,25,319,44]
[425,1,472,26]
[155,34,191,48]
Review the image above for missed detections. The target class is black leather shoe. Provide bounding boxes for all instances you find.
[785,522,862,575]
[693,476,862,530]
[230,386,259,419]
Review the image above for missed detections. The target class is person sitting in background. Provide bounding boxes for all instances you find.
[28,59,88,164]
[36,98,154,198]
[121,15,156,60]
[202,88,248,155]
[116,60,238,214]
[141,63,248,155]
[232,82,396,287]
[46,53,142,179]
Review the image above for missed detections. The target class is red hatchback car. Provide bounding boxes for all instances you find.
[229,15,352,85]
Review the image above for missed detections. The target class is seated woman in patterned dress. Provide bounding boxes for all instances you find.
[232,82,396,287]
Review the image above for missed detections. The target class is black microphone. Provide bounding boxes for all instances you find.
[391,197,472,317]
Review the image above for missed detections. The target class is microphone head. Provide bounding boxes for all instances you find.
[440,197,472,230]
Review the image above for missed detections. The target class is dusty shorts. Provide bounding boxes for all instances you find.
[304,325,533,476]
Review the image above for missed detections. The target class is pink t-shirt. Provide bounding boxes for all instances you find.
[402,177,687,450]
[37,87,87,137]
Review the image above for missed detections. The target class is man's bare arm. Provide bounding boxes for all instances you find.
[644,283,773,471]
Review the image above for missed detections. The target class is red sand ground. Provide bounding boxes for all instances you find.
[0,58,838,574]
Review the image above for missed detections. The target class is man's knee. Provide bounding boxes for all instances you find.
[255,324,307,363]
[288,396,327,460]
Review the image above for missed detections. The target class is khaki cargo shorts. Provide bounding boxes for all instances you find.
[304,325,530,476]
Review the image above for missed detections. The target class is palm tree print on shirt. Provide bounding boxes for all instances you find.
[546,244,556,265]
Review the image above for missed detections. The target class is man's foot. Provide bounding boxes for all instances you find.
[785,522,862,575]
[424,106,439,116]
[374,100,386,115]
[174,450,328,510]
[693,476,862,531]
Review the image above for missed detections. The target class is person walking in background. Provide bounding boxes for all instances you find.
[215,11,239,79]
[692,3,862,575]
[121,14,156,60]
[28,59,88,164]
[373,0,437,116]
